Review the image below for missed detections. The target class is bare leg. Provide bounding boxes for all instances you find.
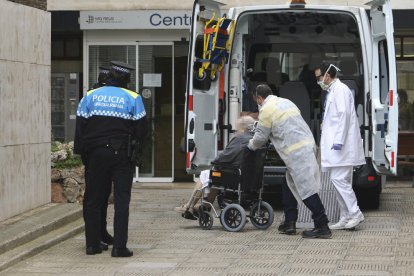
[206,188,218,204]
[175,181,202,213]
[186,181,203,209]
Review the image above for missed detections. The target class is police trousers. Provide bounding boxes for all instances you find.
[83,146,134,248]
[83,164,111,241]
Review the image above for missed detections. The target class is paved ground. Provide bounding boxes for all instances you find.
[2,180,414,276]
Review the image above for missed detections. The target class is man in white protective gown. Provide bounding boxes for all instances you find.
[248,84,331,239]
[315,64,366,230]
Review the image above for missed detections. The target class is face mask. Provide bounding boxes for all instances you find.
[318,79,330,91]
[318,64,341,91]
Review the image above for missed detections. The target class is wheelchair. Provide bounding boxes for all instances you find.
[197,147,274,232]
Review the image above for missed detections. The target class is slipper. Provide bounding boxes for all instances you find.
[182,210,197,220]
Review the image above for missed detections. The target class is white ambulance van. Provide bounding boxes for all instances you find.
[184,0,398,208]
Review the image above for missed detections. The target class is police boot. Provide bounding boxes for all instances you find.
[101,231,114,245]
[111,247,133,257]
[278,221,297,235]
[301,225,332,239]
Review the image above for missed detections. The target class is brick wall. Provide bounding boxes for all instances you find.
[8,0,46,10]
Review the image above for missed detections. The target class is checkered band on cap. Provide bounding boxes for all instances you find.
[112,65,131,74]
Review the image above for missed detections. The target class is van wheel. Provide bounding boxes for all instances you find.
[369,192,380,209]
[355,189,380,210]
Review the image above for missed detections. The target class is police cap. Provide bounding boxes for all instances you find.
[110,61,135,74]
[99,65,111,74]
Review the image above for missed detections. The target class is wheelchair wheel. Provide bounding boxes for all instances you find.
[198,211,213,230]
[250,201,274,230]
[220,203,246,232]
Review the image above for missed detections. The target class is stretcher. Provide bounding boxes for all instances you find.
[196,14,235,81]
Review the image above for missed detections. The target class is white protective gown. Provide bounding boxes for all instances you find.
[320,79,365,168]
[248,95,320,201]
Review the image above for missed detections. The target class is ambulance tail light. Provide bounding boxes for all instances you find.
[290,0,306,8]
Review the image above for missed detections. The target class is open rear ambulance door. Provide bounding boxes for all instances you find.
[368,0,398,175]
[185,0,224,173]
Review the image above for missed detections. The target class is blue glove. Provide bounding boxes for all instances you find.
[331,144,343,150]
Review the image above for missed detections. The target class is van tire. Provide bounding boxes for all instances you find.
[355,189,380,210]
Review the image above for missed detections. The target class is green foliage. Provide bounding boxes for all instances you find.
[54,155,83,169]
[51,142,60,152]
[51,141,82,169]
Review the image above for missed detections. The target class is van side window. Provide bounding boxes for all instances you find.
[379,40,390,104]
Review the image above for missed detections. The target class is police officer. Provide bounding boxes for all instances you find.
[92,65,111,89]
[74,61,147,257]
[84,64,114,247]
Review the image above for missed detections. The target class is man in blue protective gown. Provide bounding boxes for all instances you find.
[74,61,147,257]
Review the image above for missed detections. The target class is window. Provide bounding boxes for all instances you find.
[52,34,82,60]
[396,36,414,130]
[88,45,136,90]
[395,36,414,60]
[378,40,389,104]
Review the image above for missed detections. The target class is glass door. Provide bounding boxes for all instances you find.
[137,42,174,182]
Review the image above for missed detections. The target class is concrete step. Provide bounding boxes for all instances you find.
[0,203,83,272]
[0,218,84,272]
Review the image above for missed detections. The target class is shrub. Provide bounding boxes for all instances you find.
[51,141,82,169]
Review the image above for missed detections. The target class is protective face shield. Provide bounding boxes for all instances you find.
[318,64,341,90]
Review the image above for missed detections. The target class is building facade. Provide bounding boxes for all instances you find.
[0,1,50,221]
[48,1,414,183]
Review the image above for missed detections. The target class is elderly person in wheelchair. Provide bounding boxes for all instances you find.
[174,115,256,220]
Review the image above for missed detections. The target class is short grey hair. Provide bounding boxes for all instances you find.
[236,115,256,132]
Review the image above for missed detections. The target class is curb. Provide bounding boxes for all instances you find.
[0,204,82,255]
[0,218,84,272]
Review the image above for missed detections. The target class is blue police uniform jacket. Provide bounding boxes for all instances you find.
[74,86,147,155]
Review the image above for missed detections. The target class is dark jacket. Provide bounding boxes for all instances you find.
[213,131,254,166]
[74,86,147,157]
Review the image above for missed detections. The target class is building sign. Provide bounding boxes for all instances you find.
[143,74,162,87]
[80,10,192,30]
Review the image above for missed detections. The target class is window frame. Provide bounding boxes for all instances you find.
[395,35,414,61]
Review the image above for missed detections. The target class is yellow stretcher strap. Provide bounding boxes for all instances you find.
[197,13,235,80]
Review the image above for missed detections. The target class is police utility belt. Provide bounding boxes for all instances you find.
[97,136,142,167]
[104,138,128,154]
